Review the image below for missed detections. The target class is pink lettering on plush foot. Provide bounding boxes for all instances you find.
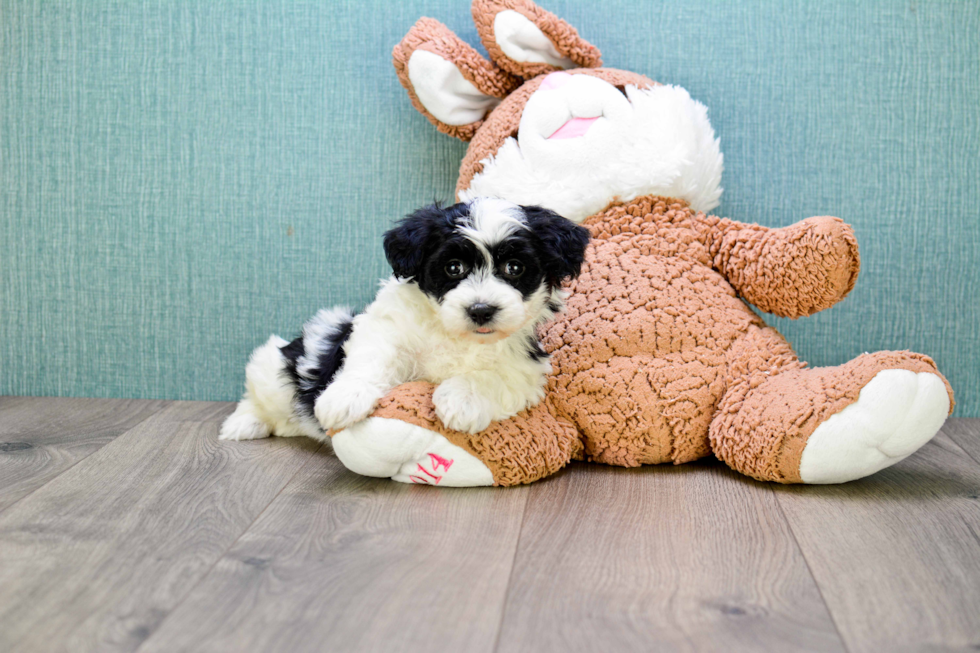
[408,454,456,485]
[428,453,454,472]
[417,464,442,484]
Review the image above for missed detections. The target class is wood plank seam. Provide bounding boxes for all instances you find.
[949,441,979,466]
[959,447,980,467]
[0,401,171,519]
[133,454,531,652]
[944,420,980,467]
[491,490,531,653]
[491,462,849,652]
[130,441,330,653]
[772,431,980,652]
[768,486,852,653]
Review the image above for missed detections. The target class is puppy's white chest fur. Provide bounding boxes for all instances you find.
[417,330,526,381]
[360,278,546,384]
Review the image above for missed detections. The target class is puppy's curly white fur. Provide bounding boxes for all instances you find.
[220,198,590,440]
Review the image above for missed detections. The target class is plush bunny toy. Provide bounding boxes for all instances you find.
[328,0,954,487]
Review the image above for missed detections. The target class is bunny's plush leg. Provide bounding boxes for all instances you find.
[709,325,953,483]
[330,382,581,487]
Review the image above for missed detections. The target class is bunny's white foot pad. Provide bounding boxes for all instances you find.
[331,418,494,487]
[799,370,950,484]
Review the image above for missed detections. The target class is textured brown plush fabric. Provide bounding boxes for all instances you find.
[392,18,520,141]
[543,197,866,470]
[696,215,861,318]
[471,0,603,79]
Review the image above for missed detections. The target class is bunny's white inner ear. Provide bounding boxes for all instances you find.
[493,10,576,69]
[408,50,500,126]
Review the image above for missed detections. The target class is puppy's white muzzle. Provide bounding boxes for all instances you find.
[439,274,528,342]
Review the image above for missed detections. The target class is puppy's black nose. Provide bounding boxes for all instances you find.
[466,303,499,325]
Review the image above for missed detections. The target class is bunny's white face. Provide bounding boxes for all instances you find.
[460,72,725,223]
[519,72,631,147]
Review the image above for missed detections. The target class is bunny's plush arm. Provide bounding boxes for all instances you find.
[693,214,860,318]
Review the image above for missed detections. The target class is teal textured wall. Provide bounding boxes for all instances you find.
[1,1,978,415]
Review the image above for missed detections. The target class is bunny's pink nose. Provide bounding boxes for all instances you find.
[539,71,573,91]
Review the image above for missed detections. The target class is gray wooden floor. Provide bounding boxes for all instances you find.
[0,397,978,653]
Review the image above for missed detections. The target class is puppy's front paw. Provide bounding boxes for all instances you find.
[433,379,495,434]
[314,380,384,431]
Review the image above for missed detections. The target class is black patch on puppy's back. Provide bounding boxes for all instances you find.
[280,315,356,419]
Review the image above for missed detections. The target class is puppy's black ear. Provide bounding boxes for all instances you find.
[523,206,591,287]
[383,204,444,280]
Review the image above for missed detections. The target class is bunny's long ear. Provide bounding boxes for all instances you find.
[393,18,520,141]
[471,0,602,79]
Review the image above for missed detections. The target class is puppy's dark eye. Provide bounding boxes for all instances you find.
[445,260,468,279]
[503,260,525,278]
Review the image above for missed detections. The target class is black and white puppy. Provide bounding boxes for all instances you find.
[219,198,590,441]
